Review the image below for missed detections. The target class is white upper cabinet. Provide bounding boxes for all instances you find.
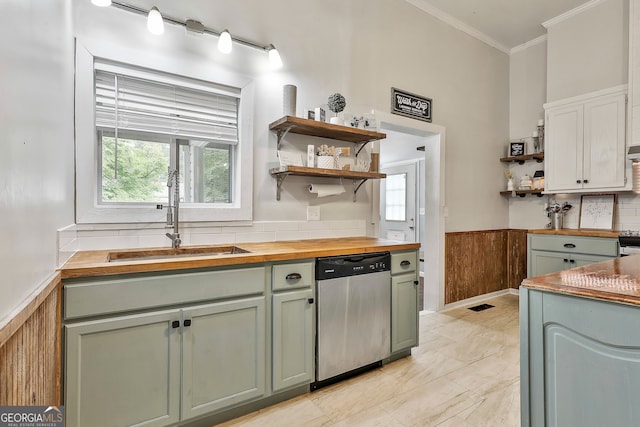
[544,86,628,193]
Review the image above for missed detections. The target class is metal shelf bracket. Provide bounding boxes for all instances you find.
[352,179,369,202]
[276,126,294,150]
[275,174,288,201]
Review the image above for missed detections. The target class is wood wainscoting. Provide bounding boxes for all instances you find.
[445,229,527,304]
[0,273,61,405]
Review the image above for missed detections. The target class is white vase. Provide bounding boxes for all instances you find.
[329,116,341,125]
[507,178,514,191]
[317,156,335,169]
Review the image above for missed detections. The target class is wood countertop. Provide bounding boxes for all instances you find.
[523,255,640,306]
[528,228,620,238]
[59,237,420,279]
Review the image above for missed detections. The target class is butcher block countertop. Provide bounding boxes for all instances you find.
[59,237,420,279]
[523,255,640,306]
[528,228,620,238]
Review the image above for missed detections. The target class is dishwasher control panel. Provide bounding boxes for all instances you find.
[316,252,390,280]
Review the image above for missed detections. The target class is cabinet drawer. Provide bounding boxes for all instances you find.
[272,261,314,291]
[65,266,266,320]
[391,251,418,275]
[528,234,618,257]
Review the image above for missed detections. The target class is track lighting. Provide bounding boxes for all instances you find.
[267,44,283,69]
[98,1,284,67]
[147,6,164,35]
[218,30,232,54]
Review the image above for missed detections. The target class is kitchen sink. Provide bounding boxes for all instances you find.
[107,246,251,262]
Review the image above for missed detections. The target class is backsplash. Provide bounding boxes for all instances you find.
[57,220,368,267]
[541,193,640,231]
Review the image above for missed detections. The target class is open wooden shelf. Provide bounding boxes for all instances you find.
[500,189,545,198]
[269,116,386,145]
[269,117,388,202]
[500,153,544,165]
[269,166,386,201]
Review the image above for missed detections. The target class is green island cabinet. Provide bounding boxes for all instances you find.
[527,234,618,277]
[520,288,640,427]
[390,250,419,353]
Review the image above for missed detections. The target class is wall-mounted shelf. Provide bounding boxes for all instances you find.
[500,189,545,198]
[269,116,387,202]
[270,166,386,202]
[500,153,544,165]
[269,116,386,155]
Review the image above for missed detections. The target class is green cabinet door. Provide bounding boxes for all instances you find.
[272,289,314,392]
[529,250,568,277]
[572,253,617,267]
[181,296,266,420]
[65,309,181,427]
[391,273,418,352]
[521,289,640,427]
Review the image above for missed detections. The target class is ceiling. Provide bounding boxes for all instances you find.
[407,0,592,52]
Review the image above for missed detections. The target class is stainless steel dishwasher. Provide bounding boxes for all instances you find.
[312,252,391,389]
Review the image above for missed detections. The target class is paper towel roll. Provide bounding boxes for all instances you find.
[308,184,346,197]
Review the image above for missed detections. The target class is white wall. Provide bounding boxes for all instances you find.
[0,0,75,323]
[2,0,512,319]
[70,0,510,246]
[546,0,628,102]
[509,0,631,229]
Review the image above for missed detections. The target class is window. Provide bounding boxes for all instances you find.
[385,173,407,221]
[95,67,238,206]
[74,41,254,224]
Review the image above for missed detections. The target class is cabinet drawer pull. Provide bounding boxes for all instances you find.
[583,179,589,184]
[400,260,412,267]
[563,243,576,248]
[576,179,582,184]
[569,259,575,264]
[286,273,302,281]
[184,319,192,327]
[563,259,569,262]
[413,280,419,286]
[171,320,180,329]
[308,298,314,304]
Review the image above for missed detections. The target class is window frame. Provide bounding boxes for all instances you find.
[75,40,254,224]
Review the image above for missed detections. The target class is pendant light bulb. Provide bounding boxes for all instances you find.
[218,30,233,54]
[267,44,283,69]
[91,0,112,6]
[147,7,165,35]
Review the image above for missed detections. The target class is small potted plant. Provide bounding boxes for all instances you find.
[327,93,346,125]
[316,144,340,169]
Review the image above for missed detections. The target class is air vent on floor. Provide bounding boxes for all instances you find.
[468,303,494,312]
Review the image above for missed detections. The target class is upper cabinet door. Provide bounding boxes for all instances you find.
[545,86,628,193]
[583,93,627,190]
[545,103,584,192]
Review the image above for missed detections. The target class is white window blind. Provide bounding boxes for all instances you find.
[95,63,240,145]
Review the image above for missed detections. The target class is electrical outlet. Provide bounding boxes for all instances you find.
[307,206,320,221]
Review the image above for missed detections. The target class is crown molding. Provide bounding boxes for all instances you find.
[510,34,547,55]
[542,0,607,29]
[406,0,510,54]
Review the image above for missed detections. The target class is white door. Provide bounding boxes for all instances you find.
[380,163,417,242]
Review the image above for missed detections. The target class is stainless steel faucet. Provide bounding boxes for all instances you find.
[156,144,181,248]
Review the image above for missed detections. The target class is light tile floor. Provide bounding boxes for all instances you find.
[218,294,520,427]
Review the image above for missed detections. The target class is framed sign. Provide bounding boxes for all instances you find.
[391,87,432,122]
[579,194,616,229]
[509,142,525,157]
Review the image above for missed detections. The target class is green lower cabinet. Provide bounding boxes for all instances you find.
[529,249,616,276]
[65,297,266,427]
[65,309,182,427]
[521,288,640,427]
[391,273,418,353]
[181,297,266,420]
[272,289,314,391]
